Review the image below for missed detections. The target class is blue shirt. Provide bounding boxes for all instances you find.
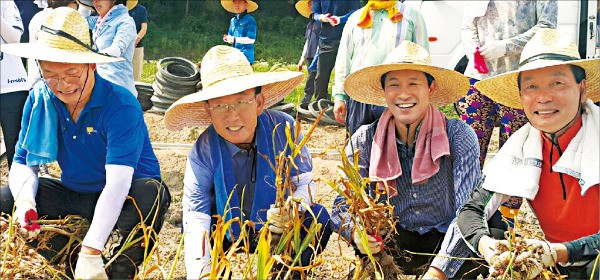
[228,13,257,64]
[312,0,361,42]
[86,4,137,96]
[304,18,319,59]
[331,118,481,277]
[182,110,313,225]
[14,73,161,193]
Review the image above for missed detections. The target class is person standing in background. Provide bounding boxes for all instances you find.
[457,0,557,168]
[1,0,29,171]
[14,0,44,66]
[311,0,361,103]
[222,0,258,65]
[332,0,429,135]
[296,0,320,108]
[127,0,147,82]
[79,0,138,97]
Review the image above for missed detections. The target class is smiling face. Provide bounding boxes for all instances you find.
[519,64,587,135]
[206,88,265,144]
[93,0,116,17]
[39,61,95,110]
[383,69,436,126]
[232,0,248,13]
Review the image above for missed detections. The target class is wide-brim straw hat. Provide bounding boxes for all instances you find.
[221,0,258,13]
[164,45,304,130]
[295,0,312,18]
[475,28,599,109]
[1,7,122,64]
[344,41,470,107]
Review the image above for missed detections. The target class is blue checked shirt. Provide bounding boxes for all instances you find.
[331,118,481,277]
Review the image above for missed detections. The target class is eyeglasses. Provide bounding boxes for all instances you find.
[207,98,256,114]
[44,68,85,87]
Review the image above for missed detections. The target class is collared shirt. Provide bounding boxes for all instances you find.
[85,4,137,96]
[331,118,481,277]
[332,1,429,101]
[461,0,557,79]
[228,13,257,64]
[182,110,314,223]
[312,0,362,42]
[14,73,161,193]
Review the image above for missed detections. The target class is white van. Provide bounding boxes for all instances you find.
[405,0,599,72]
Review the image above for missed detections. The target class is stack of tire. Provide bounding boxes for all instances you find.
[149,57,201,113]
[135,82,154,111]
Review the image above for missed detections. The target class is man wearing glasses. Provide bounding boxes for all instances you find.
[0,8,170,279]
[164,45,333,279]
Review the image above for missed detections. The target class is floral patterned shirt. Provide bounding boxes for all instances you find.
[461,0,558,79]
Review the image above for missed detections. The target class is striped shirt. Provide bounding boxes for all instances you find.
[331,118,480,277]
[332,2,429,101]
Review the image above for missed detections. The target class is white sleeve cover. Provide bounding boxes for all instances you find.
[82,164,134,250]
[234,36,255,44]
[183,210,212,279]
[9,162,39,205]
[291,172,315,207]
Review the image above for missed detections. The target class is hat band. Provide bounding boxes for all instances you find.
[41,25,113,58]
[519,53,579,67]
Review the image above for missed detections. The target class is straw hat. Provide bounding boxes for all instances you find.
[1,7,122,64]
[164,45,304,130]
[475,28,600,109]
[295,0,312,18]
[343,41,470,107]
[221,0,258,13]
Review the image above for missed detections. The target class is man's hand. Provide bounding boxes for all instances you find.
[479,235,509,264]
[297,58,304,71]
[353,231,383,255]
[13,200,41,239]
[135,36,141,46]
[74,251,108,280]
[223,34,234,44]
[480,40,507,60]
[333,100,346,124]
[524,239,557,267]
[266,205,291,234]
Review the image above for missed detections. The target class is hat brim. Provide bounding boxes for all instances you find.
[1,42,123,64]
[475,58,600,109]
[344,63,470,107]
[221,0,258,13]
[295,1,312,18]
[164,71,304,130]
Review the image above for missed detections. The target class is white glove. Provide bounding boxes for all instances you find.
[74,253,108,280]
[223,34,234,44]
[524,239,557,267]
[266,205,291,234]
[13,200,41,239]
[353,231,383,255]
[482,238,508,264]
[480,40,507,60]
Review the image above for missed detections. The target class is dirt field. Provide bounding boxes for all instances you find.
[0,112,498,279]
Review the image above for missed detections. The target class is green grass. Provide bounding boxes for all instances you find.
[141,60,459,119]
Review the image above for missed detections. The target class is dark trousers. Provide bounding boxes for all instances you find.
[314,40,340,102]
[219,203,333,268]
[346,98,386,136]
[355,226,486,279]
[0,90,28,169]
[300,57,318,105]
[0,177,171,278]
